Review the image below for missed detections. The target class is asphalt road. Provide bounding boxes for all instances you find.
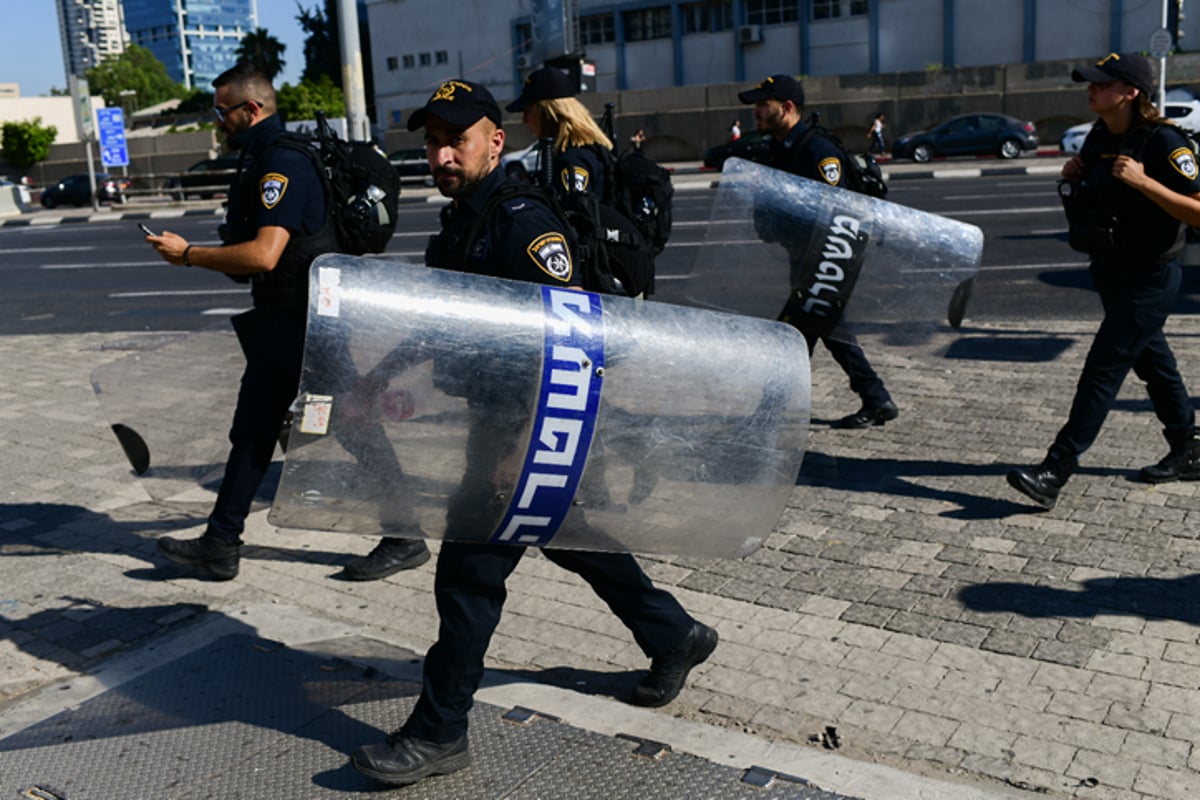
[4,173,1197,336]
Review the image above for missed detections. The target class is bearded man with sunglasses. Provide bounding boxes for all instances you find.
[145,62,432,580]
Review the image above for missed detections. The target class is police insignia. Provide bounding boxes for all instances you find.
[527,232,573,281]
[561,166,590,192]
[1169,147,1199,180]
[260,172,288,208]
[819,157,842,185]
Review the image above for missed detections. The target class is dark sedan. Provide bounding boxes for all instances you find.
[167,155,240,200]
[39,173,130,208]
[703,131,773,169]
[389,147,434,186]
[891,113,1038,162]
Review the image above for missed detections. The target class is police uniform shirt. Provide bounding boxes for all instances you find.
[1081,120,1200,261]
[427,165,579,287]
[227,115,327,240]
[767,120,849,188]
[552,145,608,199]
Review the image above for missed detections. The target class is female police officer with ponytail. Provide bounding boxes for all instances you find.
[1008,52,1200,510]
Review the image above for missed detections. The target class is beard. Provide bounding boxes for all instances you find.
[434,165,485,199]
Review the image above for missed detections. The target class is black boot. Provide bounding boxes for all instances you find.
[630,622,718,707]
[1139,436,1200,483]
[341,538,430,581]
[1006,447,1076,510]
[835,399,899,429]
[157,533,240,580]
[352,732,470,786]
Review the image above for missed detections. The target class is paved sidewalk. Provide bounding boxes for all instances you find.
[4,284,1200,799]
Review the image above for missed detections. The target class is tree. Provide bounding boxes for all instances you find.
[235,27,287,81]
[298,1,340,88]
[2,117,58,170]
[277,75,345,122]
[85,44,185,109]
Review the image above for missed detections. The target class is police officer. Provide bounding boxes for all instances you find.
[350,80,717,787]
[738,74,899,429]
[1007,53,1200,509]
[145,61,431,579]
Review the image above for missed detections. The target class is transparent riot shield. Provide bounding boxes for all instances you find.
[268,255,811,559]
[91,325,247,502]
[687,157,983,349]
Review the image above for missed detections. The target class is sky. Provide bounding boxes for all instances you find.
[0,2,307,97]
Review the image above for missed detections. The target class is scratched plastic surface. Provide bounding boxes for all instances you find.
[267,255,811,559]
[687,157,983,350]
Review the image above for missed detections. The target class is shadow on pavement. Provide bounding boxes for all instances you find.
[958,574,1200,625]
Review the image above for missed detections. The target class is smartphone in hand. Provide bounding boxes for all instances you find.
[137,223,157,237]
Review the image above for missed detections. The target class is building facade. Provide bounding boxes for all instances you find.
[122,0,258,90]
[56,0,128,79]
[365,0,1197,133]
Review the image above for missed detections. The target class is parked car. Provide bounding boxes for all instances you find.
[388,147,433,187]
[1060,101,1200,154]
[703,130,773,169]
[39,173,130,208]
[166,155,240,200]
[891,113,1038,162]
[500,142,541,180]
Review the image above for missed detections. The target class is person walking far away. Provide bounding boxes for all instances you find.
[739,73,899,429]
[867,112,886,154]
[144,62,430,580]
[349,79,717,788]
[630,127,646,151]
[1007,52,1200,510]
[730,119,742,141]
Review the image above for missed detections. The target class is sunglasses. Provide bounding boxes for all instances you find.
[212,100,255,123]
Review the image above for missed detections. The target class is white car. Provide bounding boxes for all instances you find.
[1061,102,1200,154]
[500,142,542,179]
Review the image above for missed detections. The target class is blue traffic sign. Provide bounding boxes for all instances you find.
[97,108,128,167]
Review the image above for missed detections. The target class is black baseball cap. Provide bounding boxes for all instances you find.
[1071,52,1155,95]
[738,74,805,107]
[407,79,503,131]
[505,67,577,112]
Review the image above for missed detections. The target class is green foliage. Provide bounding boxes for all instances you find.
[2,117,58,169]
[176,88,216,114]
[298,1,341,88]
[85,44,186,108]
[277,75,345,123]
[236,28,287,81]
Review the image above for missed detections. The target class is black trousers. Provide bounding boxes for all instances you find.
[795,319,892,409]
[1053,259,1196,457]
[207,308,306,543]
[399,541,696,742]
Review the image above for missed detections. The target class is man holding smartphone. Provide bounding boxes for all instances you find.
[143,60,430,580]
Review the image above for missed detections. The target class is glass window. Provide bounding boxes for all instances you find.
[810,0,867,20]
[683,1,733,33]
[624,7,673,41]
[386,56,398,71]
[516,22,533,53]
[403,54,415,69]
[436,50,449,64]
[419,52,431,66]
[580,14,615,44]
[748,0,800,24]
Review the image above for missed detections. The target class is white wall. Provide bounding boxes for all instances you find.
[0,95,107,145]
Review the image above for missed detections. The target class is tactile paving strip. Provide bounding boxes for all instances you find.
[0,634,857,799]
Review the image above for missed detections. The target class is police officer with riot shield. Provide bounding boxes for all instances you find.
[349,80,717,787]
[1007,53,1200,509]
[738,74,899,429]
[144,62,430,580]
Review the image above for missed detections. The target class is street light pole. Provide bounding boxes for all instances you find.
[336,0,370,141]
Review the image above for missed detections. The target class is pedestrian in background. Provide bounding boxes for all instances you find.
[739,73,899,429]
[730,119,742,141]
[1007,52,1200,509]
[867,112,886,154]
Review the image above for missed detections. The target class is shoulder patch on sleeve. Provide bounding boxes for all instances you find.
[526,232,573,282]
[560,165,590,192]
[818,157,842,186]
[260,172,289,208]
[1168,146,1199,180]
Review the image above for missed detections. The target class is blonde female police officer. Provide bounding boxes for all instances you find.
[1007,53,1200,509]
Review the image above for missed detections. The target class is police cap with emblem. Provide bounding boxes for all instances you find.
[407,79,503,131]
[1071,52,1155,96]
[738,74,805,108]
[505,66,578,112]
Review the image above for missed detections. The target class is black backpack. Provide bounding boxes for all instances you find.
[272,111,401,255]
[799,114,888,199]
[600,105,675,254]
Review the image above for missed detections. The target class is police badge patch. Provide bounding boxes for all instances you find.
[260,172,288,208]
[1169,146,1199,180]
[818,157,842,185]
[561,166,590,192]
[527,232,573,281]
